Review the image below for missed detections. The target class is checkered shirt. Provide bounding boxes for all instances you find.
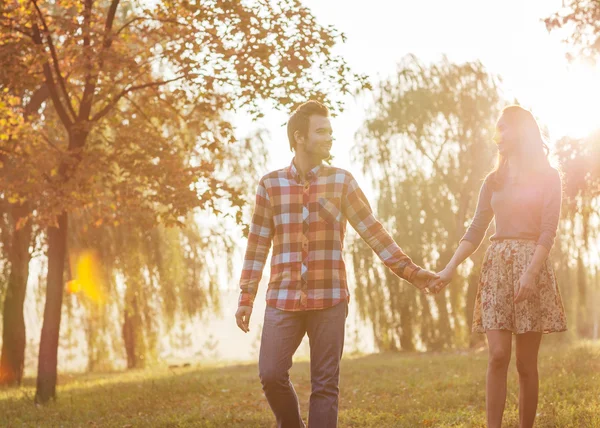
[238,160,422,311]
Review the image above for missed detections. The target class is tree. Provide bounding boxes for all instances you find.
[1,0,367,403]
[544,0,600,62]
[0,86,48,385]
[0,12,52,383]
[67,220,222,370]
[540,0,600,336]
[555,131,600,242]
[61,102,269,371]
[352,55,502,351]
[554,130,600,336]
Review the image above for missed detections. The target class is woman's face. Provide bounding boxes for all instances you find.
[494,114,518,156]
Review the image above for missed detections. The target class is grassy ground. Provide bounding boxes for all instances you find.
[1,341,599,427]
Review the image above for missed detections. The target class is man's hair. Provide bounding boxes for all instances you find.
[287,100,329,152]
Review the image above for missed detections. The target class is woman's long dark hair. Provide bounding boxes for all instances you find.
[489,105,550,190]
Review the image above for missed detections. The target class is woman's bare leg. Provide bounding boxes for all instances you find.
[486,330,513,428]
[515,332,543,428]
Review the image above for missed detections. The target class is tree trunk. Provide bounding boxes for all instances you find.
[398,287,416,351]
[433,293,453,349]
[35,212,68,404]
[433,249,454,349]
[0,202,32,386]
[122,289,145,369]
[84,309,99,372]
[576,252,590,337]
[122,306,136,369]
[466,260,482,348]
[419,293,436,348]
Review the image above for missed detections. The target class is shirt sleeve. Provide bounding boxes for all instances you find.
[461,176,494,250]
[536,169,562,251]
[342,172,422,286]
[238,178,273,308]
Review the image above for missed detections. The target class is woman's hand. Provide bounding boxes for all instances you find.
[514,271,537,303]
[412,269,440,290]
[428,266,456,294]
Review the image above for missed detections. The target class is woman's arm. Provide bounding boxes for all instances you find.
[429,240,476,292]
[514,245,550,303]
[446,240,478,271]
[429,177,494,293]
[515,170,561,303]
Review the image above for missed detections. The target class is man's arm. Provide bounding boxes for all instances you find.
[236,178,273,332]
[342,173,437,289]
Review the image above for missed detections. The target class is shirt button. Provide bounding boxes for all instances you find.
[300,291,307,306]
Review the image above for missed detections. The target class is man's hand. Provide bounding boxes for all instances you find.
[411,269,439,290]
[514,271,537,304]
[428,266,456,294]
[235,306,253,333]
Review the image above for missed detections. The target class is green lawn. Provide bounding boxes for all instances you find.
[1,342,599,427]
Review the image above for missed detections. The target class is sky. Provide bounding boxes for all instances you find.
[237,0,600,176]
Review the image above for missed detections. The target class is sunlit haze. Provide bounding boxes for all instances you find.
[236,0,600,174]
[219,0,600,361]
[15,0,600,372]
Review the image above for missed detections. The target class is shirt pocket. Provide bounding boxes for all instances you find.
[318,197,342,225]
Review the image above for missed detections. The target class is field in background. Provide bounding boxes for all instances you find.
[1,342,599,427]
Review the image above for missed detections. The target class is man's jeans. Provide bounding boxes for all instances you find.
[258,301,348,428]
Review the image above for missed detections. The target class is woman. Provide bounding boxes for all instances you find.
[429,105,567,428]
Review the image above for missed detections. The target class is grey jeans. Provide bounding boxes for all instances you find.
[258,301,348,428]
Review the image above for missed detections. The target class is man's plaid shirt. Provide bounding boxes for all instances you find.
[239,160,422,311]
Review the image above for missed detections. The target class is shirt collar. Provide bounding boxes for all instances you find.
[288,159,322,184]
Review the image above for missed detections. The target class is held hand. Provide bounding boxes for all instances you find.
[235,306,253,333]
[514,271,537,304]
[428,266,456,294]
[412,269,439,290]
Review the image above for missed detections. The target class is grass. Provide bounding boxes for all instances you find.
[1,341,599,427]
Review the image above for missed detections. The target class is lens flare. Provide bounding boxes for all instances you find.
[66,250,105,304]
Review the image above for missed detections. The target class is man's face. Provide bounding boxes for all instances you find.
[296,115,333,160]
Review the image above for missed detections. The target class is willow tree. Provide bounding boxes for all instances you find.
[64,218,229,370]
[352,56,502,351]
[64,128,268,370]
[554,130,600,337]
[545,0,600,62]
[545,1,600,333]
[2,0,367,402]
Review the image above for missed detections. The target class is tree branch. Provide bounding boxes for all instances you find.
[0,21,34,39]
[433,138,451,165]
[31,0,77,121]
[90,76,185,122]
[103,0,120,48]
[123,95,166,138]
[79,0,96,121]
[40,132,65,153]
[79,0,120,121]
[31,24,73,128]
[115,16,190,36]
[23,85,49,119]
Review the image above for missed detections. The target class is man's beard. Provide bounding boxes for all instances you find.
[307,144,331,161]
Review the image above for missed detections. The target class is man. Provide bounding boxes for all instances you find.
[235,100,438,428]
